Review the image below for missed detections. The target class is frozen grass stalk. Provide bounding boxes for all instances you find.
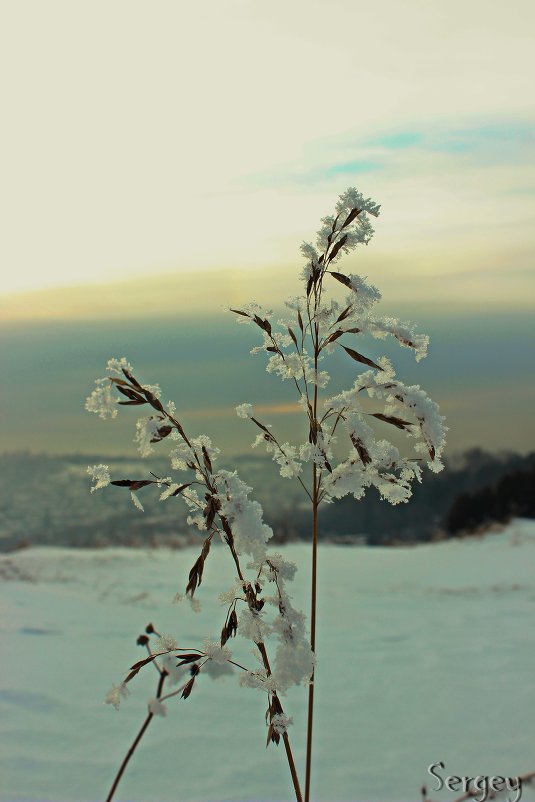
[85,187,448,802]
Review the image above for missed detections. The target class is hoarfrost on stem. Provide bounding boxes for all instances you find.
[85,185,447,802]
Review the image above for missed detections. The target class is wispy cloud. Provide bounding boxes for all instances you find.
[243,116,535,188]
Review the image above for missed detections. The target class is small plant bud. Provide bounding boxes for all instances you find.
[136,634,149,646]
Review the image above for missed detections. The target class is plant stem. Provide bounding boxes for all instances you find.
[304,300,321,802]
[257,642,304,802]
[304,463,318,802]
[104,671,166,802]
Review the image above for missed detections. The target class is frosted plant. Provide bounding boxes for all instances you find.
[85,187,447,802]
[231,186,446,802]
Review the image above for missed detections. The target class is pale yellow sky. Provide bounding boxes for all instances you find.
[1,0,534,310]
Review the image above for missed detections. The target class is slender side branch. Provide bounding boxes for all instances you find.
[104,670,167,802]
[256,643,303,802]
[305,464,319,802]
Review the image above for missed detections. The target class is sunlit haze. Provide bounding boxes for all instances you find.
[1,0,534,305]
[1,1,534,458]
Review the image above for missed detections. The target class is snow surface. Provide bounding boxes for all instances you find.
[1,520,535,802]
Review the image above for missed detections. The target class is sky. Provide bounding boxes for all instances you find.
[0,0,534,457]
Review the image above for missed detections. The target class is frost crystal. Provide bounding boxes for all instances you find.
[105,682,130,711]
[203,639,232,665]
[87,464,111,493]
[106,357,134,375]
[85,380,118,419]
[130,491,144,512]
[152,634,178,653]
[214,471,273,563]
[148,698,167,717]
[160,654,185,685]
[271,713,293,735]
[235,403,254,419]
[134,416,163,458]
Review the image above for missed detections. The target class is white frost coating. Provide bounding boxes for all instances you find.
[191,435,220,464]
[271,713,293,735]
[264,554,297,582]
[85,359,162,421]
[320,377,438,504]
[87,464,111,492]
[169,441,195,471]
[106,357,134,375]
[300,242,320,263]
[233,302,273,325]
[159,654,185,686]
[204,660,234,680]
[218,585,243,605]
[235,403,254,419]
[345,275,382,312]
[210,470,313,693]
[147,698,167,716]
[361,316,429,362]
[237,608,267,643]
[105,682,130,711]
[152,634,178,653]
[274,630,315,691]
[130,491,144,512]
[188,597,201,613]
[85,379,118,419]
[254,434,303,479]
[203,639,232,665]
[335,187,381,219]
[239,668,270,691]
[315,196,378,254]
[214,471,272,563]
[134,417,163,458]
[160,483,180,501]
[353,370,447,469]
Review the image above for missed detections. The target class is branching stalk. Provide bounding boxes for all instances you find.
[104,670,167,802]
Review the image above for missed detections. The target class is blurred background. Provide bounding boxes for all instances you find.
[0,0,533,549]
[1,5,535,802]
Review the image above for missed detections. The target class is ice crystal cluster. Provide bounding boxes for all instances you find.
[233,187,446,506]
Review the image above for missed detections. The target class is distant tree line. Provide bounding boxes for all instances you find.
[281,449,535,545]
[445,459,535,536]
[0,449,533,550]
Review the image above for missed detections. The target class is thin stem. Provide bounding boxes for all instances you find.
[304,281,322,802]
[256,643,303,802]
[104,670,166,802]
[216,510,303,802]
[305,465,318,802]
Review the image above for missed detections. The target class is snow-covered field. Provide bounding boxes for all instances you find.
[1,521,535,802]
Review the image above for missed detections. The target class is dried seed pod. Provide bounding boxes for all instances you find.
[150,424,173,444]
[220,625,229,647]
[350,434,372,466]
[228,609,238,638]
[124,653,159,683]
[327,233,348,261]
[176,654,202,666]
[202,445,213,473]
[341,345,382,371]
[330,271,352,289]
[181,677,195,699]
[341,207,362,228]
[371,412,413,430]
